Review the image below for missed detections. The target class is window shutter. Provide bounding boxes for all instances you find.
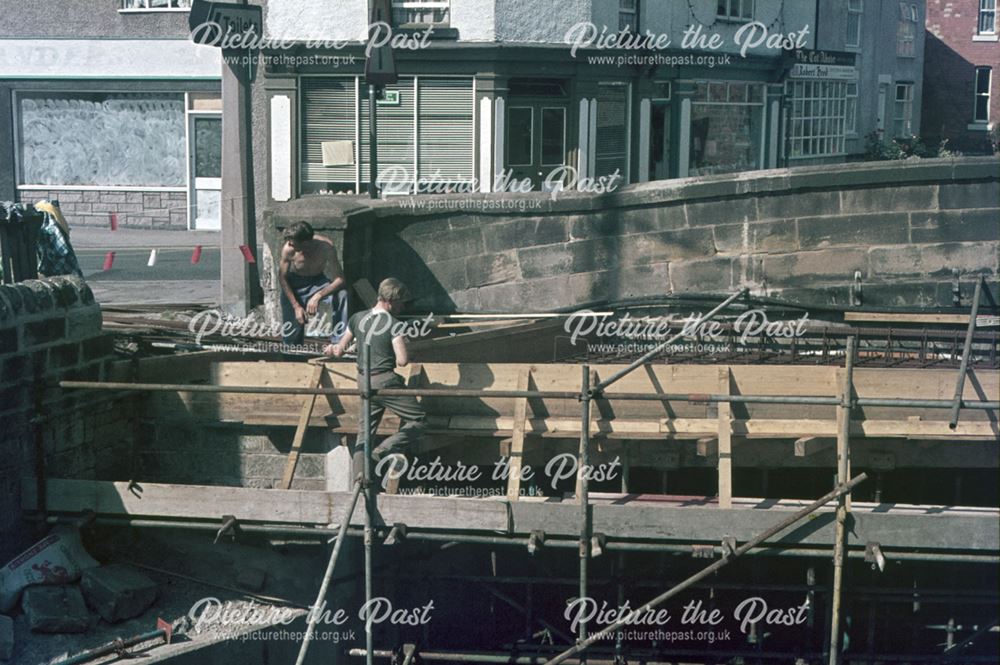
[417,78,475,188]
[301,78,357,186]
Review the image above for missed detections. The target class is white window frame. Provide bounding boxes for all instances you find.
[119,0,190,12]
[717,0,754,22]
[893,83,914,137]
[847,0,863,48]
[619,0,638,32]
[974,67,992,123]
[845,82,859,134]
[980,0,997,34]
[391,0,450,26]
[786,80,849,158]
[896,3,917,57]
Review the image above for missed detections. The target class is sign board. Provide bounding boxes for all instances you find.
[789,64,859,80]
[377,89,401,105]
[189,0,263,48]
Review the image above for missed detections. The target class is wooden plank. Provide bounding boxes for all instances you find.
[25,479,1000,552]
[279,364,325,490]
[795,437,835,457]
[844,311,995,325]
[718,368,733,509]
[506,368,532,502]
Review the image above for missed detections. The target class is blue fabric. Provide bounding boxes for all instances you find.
[279,273,348,346]
[37,212,83,278]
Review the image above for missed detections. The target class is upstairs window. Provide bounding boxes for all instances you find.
[717,0,754,21]
[980,0,997,34]
[120,0,190,9]
[897,3,917,57]
[847,0,863,47]
[392,0,450,26]
[620,0,638,32]
[893,83,914,136]
[974,67,992,123]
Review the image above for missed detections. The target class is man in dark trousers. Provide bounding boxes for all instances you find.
[278,221,349,347]
[325,278,426,480]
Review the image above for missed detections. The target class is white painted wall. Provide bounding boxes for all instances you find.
[265,0,368,42]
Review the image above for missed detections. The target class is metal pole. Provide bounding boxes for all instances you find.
[592,288,748,393]
[542,472,869,665]
[56,380,1000,410]
[368,84,379,199]
[58,627,170,665]
[948,278,984,428]
[295,478,364,665]
[577,365,591,654]
[828,336,856,665]
[362,340,375,665]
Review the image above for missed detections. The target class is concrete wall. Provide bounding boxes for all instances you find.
[0,277,131,563]
[0,0,192,38]
[264,157,999,315]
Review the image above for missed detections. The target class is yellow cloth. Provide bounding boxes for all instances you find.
[34,200,71,237]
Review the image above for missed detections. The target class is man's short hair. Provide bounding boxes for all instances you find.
[378,278,411,304]
[283,221,314,243]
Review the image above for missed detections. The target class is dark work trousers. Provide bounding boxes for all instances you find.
[279,272,348,346]
[352,371,426,480]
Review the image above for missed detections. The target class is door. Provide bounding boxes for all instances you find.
[650,102,671,181]
[190,115,222,230]
[876,83,888,134]
[506,104,568,190]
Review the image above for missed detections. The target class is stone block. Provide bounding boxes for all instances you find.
[669,257,735,292]
[0,328,16,356]
[465,251,520,287]
[0,614,11,660]
[99,192,127,204]
[568,236,620,273]
[685,197,757,226]
[23,318,65,348]
[483,217,567,251]
[517,244,573,279]
[840,185,938,214]
[568,212,616,240]
[22,585,90,633]
[48,343,80,370]
[714,220,797,254]
[763,249,867,286]
[424,258,469,291]
[410,226,484,264]
[66,307,103,340]
[868,242,997,279]
[939,181,1000,210]
[910,209,1000,243]
[619,228,715,265]
[81,564,158,623]
[798,213,909,249]
[758,190,840,221]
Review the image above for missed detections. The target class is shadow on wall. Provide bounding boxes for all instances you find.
[921,32,996,155]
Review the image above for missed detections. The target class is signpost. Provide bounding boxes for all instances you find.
[365,0,399,199]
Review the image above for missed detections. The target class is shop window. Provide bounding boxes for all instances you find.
[846,82,858,134]
[786,80,849,158]
[120,0,189,9]
[595,83,630,181]
[689,81,764,176]
[847,0,863,47]
[620,0,638,32]
[974,67,992,123]
[980,0,997,34]
[507,108,534,167]
[541,108,566,166]
[392,0,450,26]
[717,0,754,21]
[893,83,914,136]
[896,3,917,57]
[16,93,185,187]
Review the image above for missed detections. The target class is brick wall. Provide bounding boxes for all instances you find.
[262,157,998,315]
[924,0,1000,154]
[17,189,189,229]
[0,277,133,563]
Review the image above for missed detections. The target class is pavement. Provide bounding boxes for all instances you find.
[69,227,227,307]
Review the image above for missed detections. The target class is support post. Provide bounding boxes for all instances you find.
[281,364,325,489]
[948,278,984,429]
[577,365,591,652]
[368,84,379,199]
[362,341,374,665]
[543,473,868,665]
[828,336,856,665]
[717,368,733,509]
[506,368,532,501]
[295,478,364,665]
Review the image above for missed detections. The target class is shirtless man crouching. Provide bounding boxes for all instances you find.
[278,221,349,347]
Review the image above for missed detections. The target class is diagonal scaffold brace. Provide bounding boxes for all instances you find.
[542,471,869,665]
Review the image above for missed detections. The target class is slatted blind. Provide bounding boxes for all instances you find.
[300,77,357,186]
[417,78,474,188]
[359,78,415,185]
[595,83,629,180]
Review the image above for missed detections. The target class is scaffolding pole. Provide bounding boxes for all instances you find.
[577,365,591,652]
[949,278,984,429]
[541,472,868,665]
[362,341,375,665]
[828,336,856,665]
[294,477,363,665]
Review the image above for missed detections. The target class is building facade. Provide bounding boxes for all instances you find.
[255,0,926,205]
[0,0,222,230]
[923,0,999,154]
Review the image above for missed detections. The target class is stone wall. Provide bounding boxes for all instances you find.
[0,277,132,563]
[17,189,189,229]
[261,157,998,315]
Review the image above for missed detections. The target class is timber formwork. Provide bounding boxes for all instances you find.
[43,294,1000,664]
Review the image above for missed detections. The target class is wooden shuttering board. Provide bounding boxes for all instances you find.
[140,361,1000,440]
[24,479,1000,552]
